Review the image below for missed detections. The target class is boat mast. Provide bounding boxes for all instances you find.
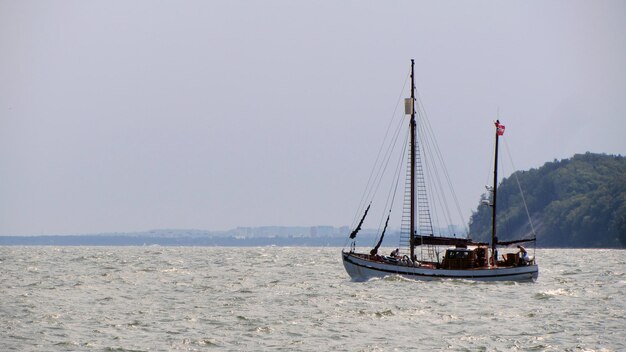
[410,59,416,261]
[491,121,500,263]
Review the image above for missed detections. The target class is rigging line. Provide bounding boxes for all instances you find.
[389,133,408,216]
[420,146,440,236]
[502,138,537,239]
[342,235,351,250]
[415,92,469,235]
[418,120,453,233]
[373,128,409,247]
[423,113,467,235]
[377,128,409,231]
[419,120,453,237]
[359,98,408,221]
[415,121,435,229]
[414,92,465,230]
[423,147,448,237]
[400,138,413,250]
[485,148,495,194]
[366,113,407,216]
[497,149,513,239]
[351,72,411,228]
[424,135,454,235]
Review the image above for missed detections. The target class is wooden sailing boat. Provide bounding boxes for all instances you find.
[342,60,538,282]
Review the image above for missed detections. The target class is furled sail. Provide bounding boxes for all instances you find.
[497,237,536,246]
[412,235,487,247]
[370,213,390,255]
[349,203,371,239]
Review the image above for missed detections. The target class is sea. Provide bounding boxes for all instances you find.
[1,247,624,352]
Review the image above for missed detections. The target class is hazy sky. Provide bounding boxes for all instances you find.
[1,1,625,235]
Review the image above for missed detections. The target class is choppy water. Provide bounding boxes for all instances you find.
[1,247,624,351]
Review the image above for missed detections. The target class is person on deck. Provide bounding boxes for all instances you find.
[518,245,529,263]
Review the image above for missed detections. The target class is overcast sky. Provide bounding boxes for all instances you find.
[1,1,625,235]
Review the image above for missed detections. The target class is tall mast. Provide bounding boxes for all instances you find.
[409,59,416,260]
[491,121,500,263]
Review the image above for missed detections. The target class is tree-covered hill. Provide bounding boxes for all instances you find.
[469,153,626,248]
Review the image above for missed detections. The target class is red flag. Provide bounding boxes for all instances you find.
[495,120,505,136]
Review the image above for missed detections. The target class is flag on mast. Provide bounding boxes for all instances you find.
[495,120,505,136]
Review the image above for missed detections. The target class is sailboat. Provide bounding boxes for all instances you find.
[342,60,538,282]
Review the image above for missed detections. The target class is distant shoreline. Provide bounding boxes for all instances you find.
[0,235,623,249]
[0,234,370,247]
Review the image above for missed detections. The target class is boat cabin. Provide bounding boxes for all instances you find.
[439,245,531,269]
[440,246,489,269]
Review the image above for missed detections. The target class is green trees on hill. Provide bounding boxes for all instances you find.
[469,153,626,248]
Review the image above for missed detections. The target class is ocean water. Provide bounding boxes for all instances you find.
[1,247,624,351]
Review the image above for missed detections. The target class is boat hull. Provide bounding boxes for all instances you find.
[342,251,538,282]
